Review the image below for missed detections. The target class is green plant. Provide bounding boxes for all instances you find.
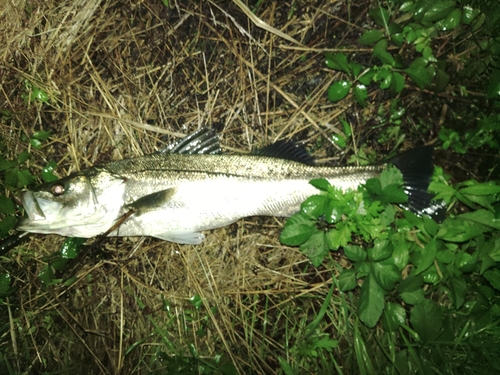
[0,133,56,239]
[280,156,500,372]
[325,1,498,107]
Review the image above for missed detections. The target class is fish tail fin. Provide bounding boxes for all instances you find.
[389,146,446,222]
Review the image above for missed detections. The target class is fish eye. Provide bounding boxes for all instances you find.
[51,184,65,196]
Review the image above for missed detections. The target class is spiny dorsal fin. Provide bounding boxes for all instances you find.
[252,140,315,165]
[160,128,222,155]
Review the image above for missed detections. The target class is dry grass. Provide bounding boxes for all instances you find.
[1,0,387,373]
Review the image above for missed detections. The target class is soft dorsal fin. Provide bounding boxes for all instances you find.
[160,128,222,155]
[252,140,315,165]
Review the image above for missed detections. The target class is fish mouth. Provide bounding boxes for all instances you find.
[19,191,47,223]
[17,191,64,231]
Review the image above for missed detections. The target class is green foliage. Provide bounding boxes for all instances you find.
[130,294,237,375]
[281,160,500,371]
[439,114,500,154]
[22,80,50,104]
[0,134,55,239]
[38,237,85,286]
[325,1,498,107]
[0,272,13,301]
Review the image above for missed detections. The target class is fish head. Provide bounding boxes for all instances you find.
[17,168,126,237]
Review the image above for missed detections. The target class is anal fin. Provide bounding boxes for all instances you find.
[154,231,205,245]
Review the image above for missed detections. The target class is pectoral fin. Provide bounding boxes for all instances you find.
[126,188,177,214]
[126,189,205,244]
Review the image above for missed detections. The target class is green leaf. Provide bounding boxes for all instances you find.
[315,337,339,351]
[429,179,456,203]
[380,205,396,227]
[51,258,68,272]
[325,53,350,73]
[16,169,34,187]
[4,168,19,188]
[344,245,366,262]
[455,251,475,272]
[0,195,15,214]
[327,80,352,102]
[359,30,385,45]
[373,39,395,65]
[437,219,485,242]
[421,1,456,24]
[326,222,352,250]
[368,239,393,262]
[331,133,346,148]
[397,275,425,305]
[405,57,435,89]
[423,216,439,237]
[379,166,404,188]
[366,167,407,205]
[379,70,393,90]
[414,238,438,275]
[459,210,500,230]
[410,299,443,343]
[0,273,11,295]
[369,6,390,27]
[358,274,385,328]
[382,183,408,203]
[462,6,480,25]
[32,130,51,140]
[340,117,352,137]
[41,161,59,182]
[391,72,405,94]
[391,234,410,270]
[371,262,400,290]
[60,237,85,259]
[349,62,363,78]
[278,357,295,375]
[0,157,16,171]
[30,86,49,103]
[300,231,328,267]
[358,69,375,85]
[301,195,327,219]
[365,178,382,197]
[30,138,43,150]
[280,213,316,246]
[439,8,462,30]
[422,265,440,285]
[0,216,17,238]
[190,294,203,309]
[460,182,500,196]
[324,199,342,224]
[382,302,406,332]
[17,150,30,164]
[353,84,368,107]
[309,178,330,192]
[39,265,55,285]
[338,269,357,291]
[449,276,466,309]
[483,269,500,291]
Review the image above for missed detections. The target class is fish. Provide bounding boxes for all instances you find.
[16,128,444,244]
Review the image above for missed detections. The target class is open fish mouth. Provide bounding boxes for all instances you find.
[17,191,65,232]
[20,191,47,223]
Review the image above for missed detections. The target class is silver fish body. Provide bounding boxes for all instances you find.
[17,129,439,244]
